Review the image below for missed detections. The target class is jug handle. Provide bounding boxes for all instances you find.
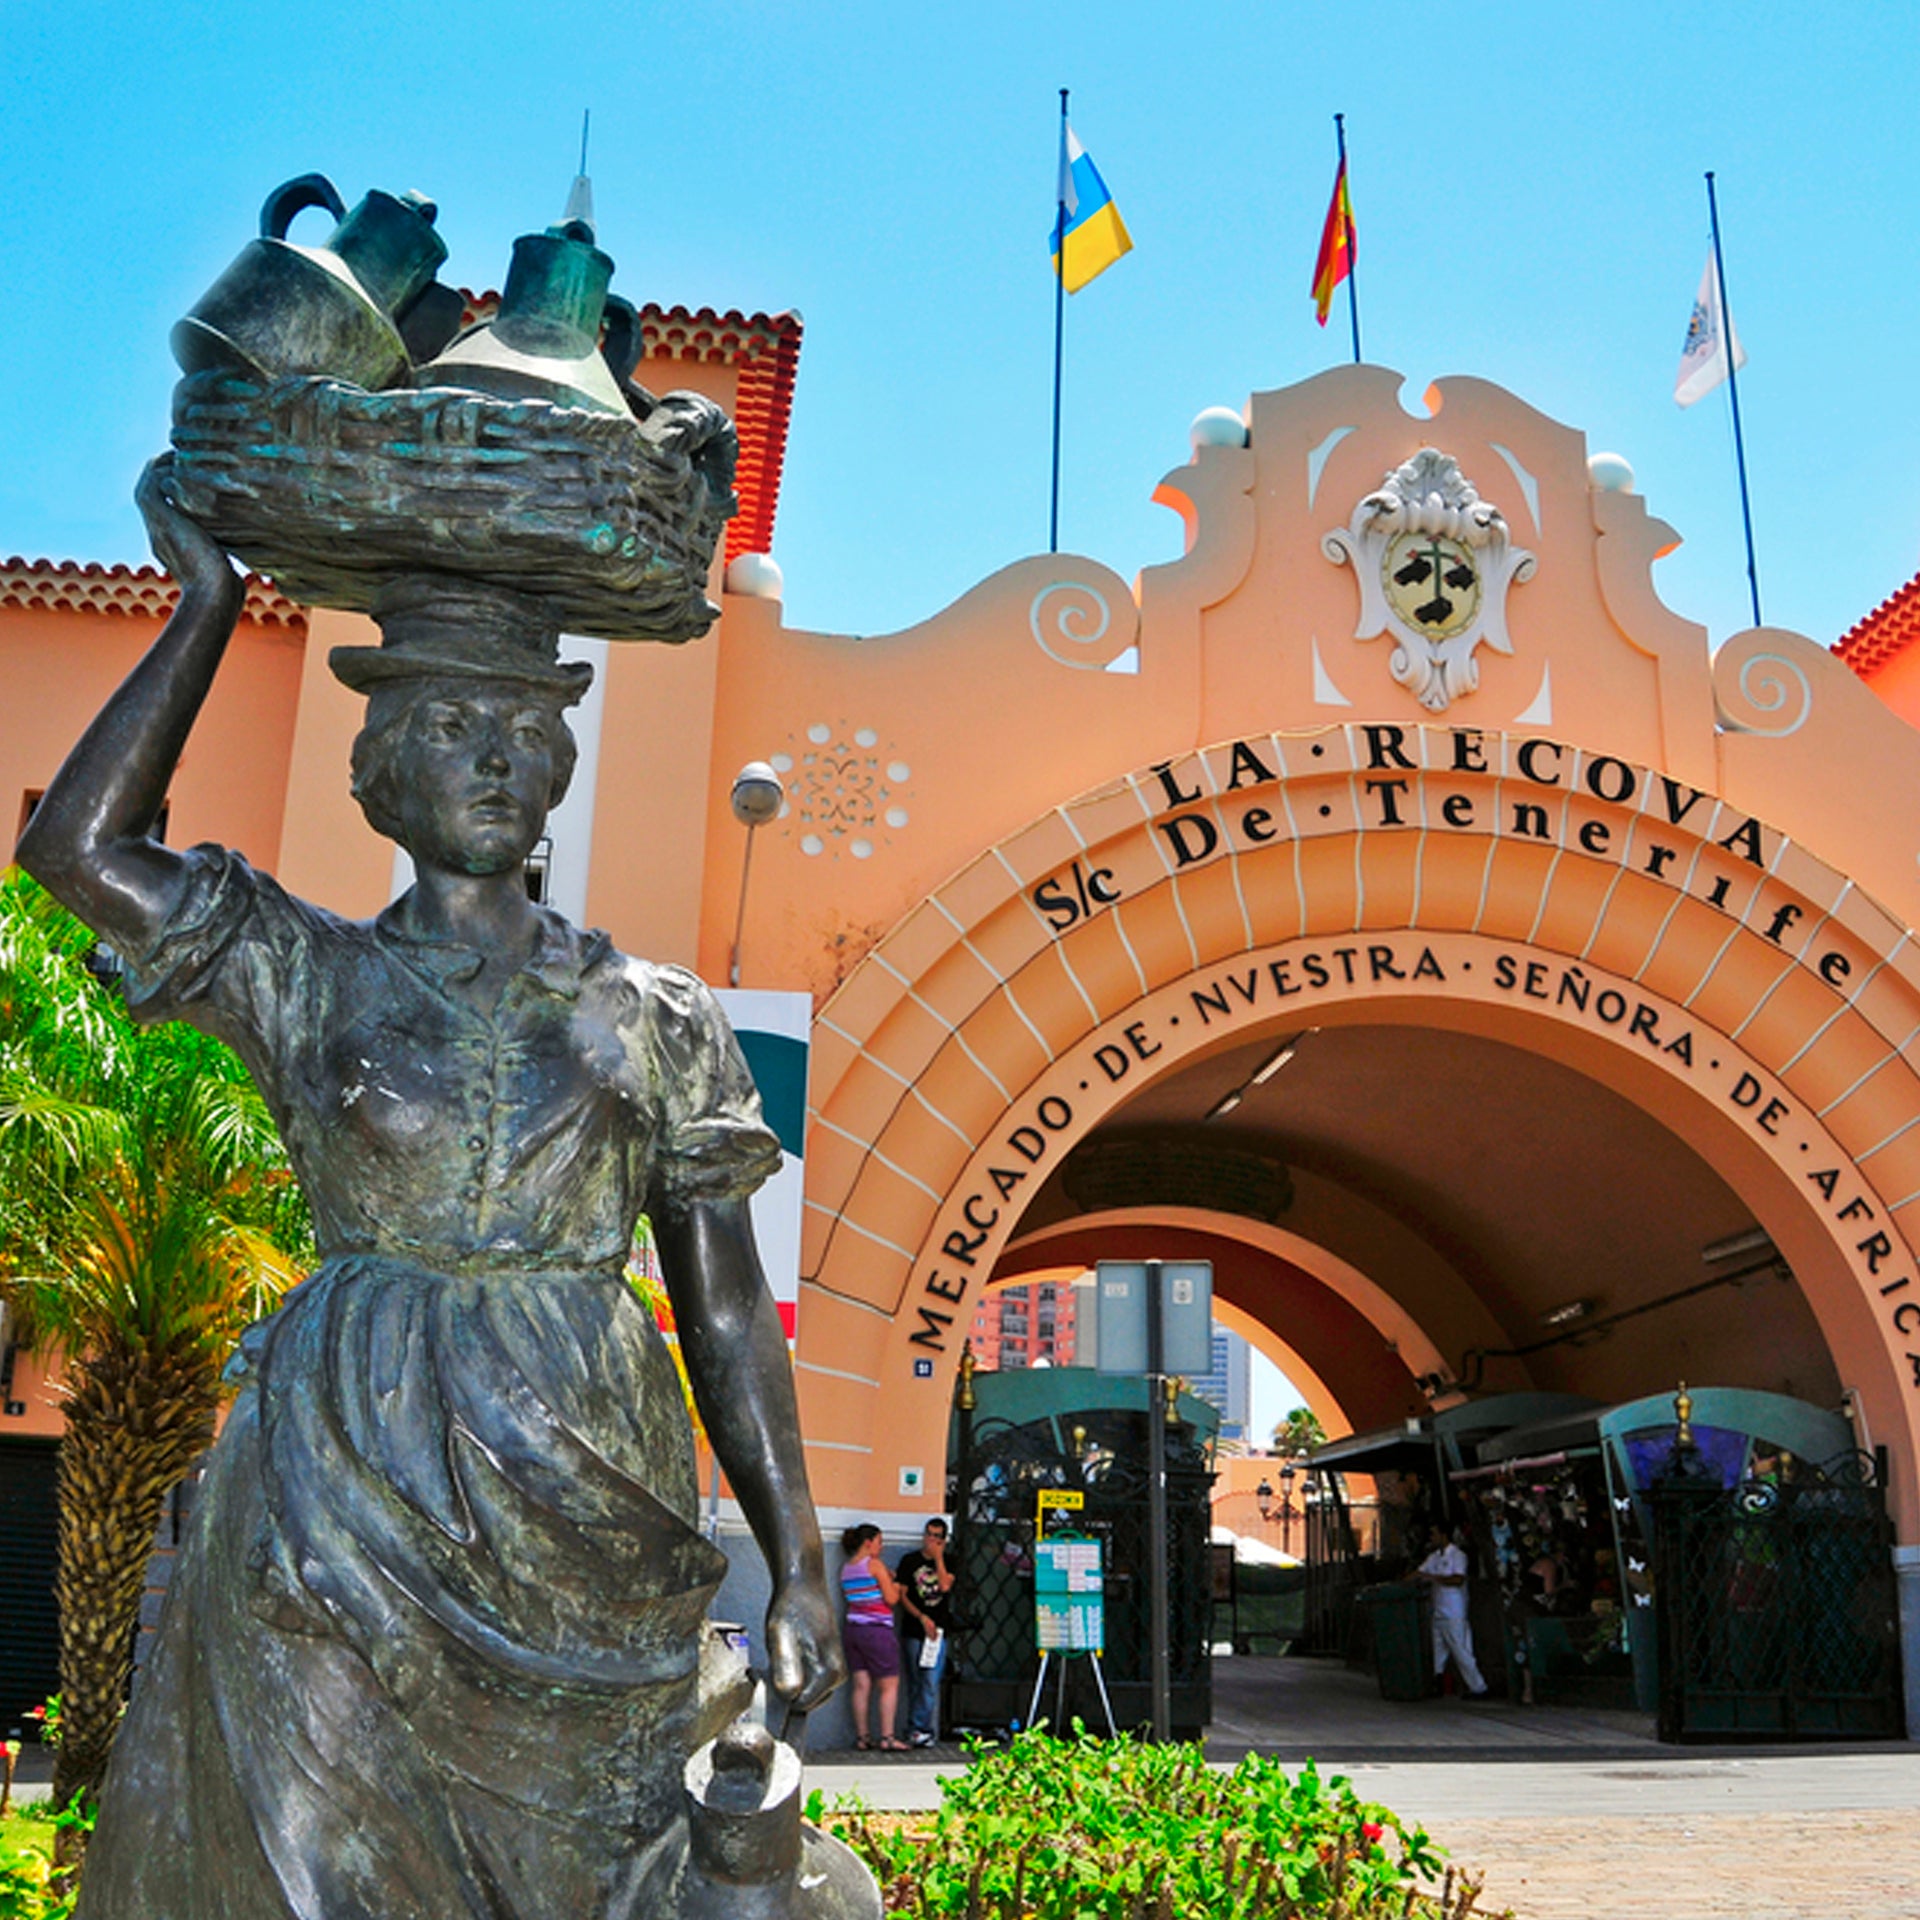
[259,174,347,241]
[600,295,643,386]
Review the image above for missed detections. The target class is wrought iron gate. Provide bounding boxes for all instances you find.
[948,1399,1214,1738]
[1651,1450,1903,1741]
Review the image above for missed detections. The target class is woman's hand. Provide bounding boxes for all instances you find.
[765,1573,845,1711]
[136,456,239,603]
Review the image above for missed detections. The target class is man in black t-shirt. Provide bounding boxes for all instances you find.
[894,1518,955,1747]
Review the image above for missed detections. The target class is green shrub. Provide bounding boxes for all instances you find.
[811,1725,1503,1918]
[0,1811,73,1920]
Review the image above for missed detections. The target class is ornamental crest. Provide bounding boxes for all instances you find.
[1321,448,1535,713]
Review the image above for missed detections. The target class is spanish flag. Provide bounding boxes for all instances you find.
[1052,124,1132,293]
[1311,156,1354,326]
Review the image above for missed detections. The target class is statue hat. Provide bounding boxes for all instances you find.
[329,574,594,702]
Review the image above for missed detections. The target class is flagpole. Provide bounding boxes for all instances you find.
[1705,170,1761,628]
[1337,114,1361,365]
[1050,88,1068,554]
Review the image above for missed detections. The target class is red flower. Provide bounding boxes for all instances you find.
[1361,1821,1384,1845]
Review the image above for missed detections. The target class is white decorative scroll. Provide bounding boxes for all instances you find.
[1322,447,1536,714]
[1718,645,1814,738]
[1029,579,1134,671]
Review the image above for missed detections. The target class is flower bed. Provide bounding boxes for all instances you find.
[810,1726,1506,1919]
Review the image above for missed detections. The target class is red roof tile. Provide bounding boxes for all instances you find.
[0,557,305,629]
[1837,570,1920,677]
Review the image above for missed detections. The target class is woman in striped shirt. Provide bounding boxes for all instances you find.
[839,1524,906,1750]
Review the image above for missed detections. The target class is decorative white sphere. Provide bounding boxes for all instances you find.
[730,761,784,827]
[1587,451,1635,494]
[725,552,785,599]
[1189,407,1249,453]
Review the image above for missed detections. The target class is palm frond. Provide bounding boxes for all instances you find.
[1,868,311,1370]
[0,1074,138,1179]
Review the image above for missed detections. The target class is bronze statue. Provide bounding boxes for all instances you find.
[17,181,876,1919]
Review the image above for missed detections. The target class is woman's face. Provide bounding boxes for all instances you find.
[393,683,562,877]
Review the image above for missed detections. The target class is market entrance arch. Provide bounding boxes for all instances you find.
[792,732,1920,1536]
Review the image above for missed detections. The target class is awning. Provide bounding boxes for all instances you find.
[1304,1423,1435,1477]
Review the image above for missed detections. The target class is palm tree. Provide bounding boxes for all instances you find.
[1271,1405,1326,1459]
[0,869,311,1820]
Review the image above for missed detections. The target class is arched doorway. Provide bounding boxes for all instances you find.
[792,732,1920,1540]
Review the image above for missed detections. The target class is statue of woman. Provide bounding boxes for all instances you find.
[17,460,849,1918]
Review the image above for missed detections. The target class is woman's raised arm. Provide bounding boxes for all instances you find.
[15,458,242,951]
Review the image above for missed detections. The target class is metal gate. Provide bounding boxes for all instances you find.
[1651,1449,1903,1741]
[948,1398,1214,1738]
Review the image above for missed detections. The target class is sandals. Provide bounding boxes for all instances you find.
[853,1735,909,1753]
[854,1737,874,1751]
[878,1737,910,1752]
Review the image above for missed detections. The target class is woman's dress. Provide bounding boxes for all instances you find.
[74,847,782,1920]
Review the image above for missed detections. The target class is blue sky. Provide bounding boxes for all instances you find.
[4,3,1915,652]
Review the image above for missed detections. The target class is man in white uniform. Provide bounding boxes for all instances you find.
[1416,1524,1488,1696]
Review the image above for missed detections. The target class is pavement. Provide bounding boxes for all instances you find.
[13,1657,1919,1915]
[801,1655,1920,1918]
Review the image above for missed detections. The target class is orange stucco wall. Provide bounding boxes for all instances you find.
[11,362,1920,1545]
[1,602,302,864]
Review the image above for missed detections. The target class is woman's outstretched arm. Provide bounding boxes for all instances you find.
[14,457,242,950]
[653,1196,845,1712]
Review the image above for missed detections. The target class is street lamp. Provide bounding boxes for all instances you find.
[1255,1478,1273,1523]
[1278,1459,1298,1557]
[727,761,784,987]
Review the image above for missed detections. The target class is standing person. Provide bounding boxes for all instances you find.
[894,1518,956,1747]
[1416,1524,1488,1698]
[840,1525,906,1750]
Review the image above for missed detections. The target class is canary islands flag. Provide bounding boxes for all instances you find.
[1052,124,1132,293]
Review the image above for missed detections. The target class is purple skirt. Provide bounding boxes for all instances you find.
[844,1616,901,1678]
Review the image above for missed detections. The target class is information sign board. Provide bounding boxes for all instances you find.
[1034,1535,1105,1653]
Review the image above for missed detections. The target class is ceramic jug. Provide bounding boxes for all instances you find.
[173,174,451,391]
[417,217,637,415]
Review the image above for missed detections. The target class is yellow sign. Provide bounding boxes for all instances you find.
[1036,1488,1085,1525]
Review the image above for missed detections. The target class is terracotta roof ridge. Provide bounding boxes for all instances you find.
[0,555,306,631]
[1836,567,1920,676]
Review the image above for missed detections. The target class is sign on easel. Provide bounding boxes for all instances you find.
[1034,1535,1105,1653]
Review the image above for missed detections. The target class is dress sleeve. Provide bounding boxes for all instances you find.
[641,964,785,1209]
[119,845,306,1063]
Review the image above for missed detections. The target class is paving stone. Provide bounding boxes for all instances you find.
[1427,1811,1920,1920]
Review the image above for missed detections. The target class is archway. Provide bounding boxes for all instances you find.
[790,728,1920,1535]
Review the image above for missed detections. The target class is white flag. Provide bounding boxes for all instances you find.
[1674,252,1746,408]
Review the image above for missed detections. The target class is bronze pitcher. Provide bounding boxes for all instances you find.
[173,174,451,391]
[417,216,638,416]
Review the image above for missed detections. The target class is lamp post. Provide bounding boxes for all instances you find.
[1278,1460,1298,1557]
[727,761,783,987]
[1256,1478,1273,1526]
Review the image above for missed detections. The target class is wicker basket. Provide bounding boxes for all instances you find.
[168,370,735,641]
